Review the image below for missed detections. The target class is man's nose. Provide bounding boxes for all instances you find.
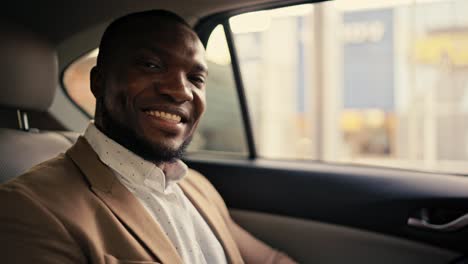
[160,72,194,103]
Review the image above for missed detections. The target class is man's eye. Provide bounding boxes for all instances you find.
[144,62,162,69]
[189,76,205,85]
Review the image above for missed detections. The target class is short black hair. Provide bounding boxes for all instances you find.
[97,10,191,67]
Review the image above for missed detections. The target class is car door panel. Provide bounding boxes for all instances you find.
[186,158,468,255]
[231,209,458,263]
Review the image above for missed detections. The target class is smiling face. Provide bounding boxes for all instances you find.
[91,17,207,163]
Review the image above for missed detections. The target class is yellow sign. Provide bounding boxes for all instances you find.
[413,28,468,66]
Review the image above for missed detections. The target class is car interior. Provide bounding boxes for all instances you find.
[2,0,468,263]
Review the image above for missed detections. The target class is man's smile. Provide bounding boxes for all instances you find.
[140,107,189,134]
[145,110,181,123]
[140,105,189,122]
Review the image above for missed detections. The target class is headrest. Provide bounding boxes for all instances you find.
[0,23,58,112]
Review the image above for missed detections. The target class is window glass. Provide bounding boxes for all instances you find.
[63,25,247,155]
[63,49,97,116]
[188,25,248,154]
[229,0,468,173]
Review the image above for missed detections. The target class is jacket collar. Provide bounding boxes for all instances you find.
[66,136,241,264]
[67,137,183,264]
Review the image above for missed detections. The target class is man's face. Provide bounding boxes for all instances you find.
[91,20,207,162]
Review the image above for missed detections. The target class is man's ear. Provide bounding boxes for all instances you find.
[90,66,104,98]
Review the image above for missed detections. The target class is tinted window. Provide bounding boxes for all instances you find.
[228,0,468,173]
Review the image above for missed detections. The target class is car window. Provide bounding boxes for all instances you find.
[63,49,97,116]
[63,25,248,156]
[225,0,468,173]
[188,25,248,155]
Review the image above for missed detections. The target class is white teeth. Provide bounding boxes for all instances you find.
[145,110,181,122]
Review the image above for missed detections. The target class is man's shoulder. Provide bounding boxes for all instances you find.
[0,153,89,206]
[181,168,229,216]
[181,168,215,194]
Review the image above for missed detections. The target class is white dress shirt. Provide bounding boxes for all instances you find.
[84,123,227,264]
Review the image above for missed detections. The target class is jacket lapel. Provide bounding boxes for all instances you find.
[67,137,183,264]
[179,177,244,264]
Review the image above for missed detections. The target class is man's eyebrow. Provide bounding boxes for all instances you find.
[142,46,167,56]
[142,46,208,74]
[193,63,208,75]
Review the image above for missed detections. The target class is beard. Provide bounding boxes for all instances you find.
[96,98,192,164]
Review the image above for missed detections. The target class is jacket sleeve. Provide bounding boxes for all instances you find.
[188,170,297,264]
[0,184,86,264]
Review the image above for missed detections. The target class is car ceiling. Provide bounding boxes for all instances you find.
[2,0,324,45]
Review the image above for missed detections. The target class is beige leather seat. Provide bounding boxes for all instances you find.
[0,23,78,183]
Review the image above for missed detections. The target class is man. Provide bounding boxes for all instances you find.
[0,10,296,264]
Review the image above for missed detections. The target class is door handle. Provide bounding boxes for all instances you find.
[408,212,468,232]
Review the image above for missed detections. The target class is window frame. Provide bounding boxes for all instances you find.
[194,0,468,176]
[194,0,329,160]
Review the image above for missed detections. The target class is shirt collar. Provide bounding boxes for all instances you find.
[83,122,188,193]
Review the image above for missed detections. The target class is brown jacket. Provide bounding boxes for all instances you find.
[0,137,293,263]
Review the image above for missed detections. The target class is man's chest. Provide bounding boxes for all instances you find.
[119,181,227,264]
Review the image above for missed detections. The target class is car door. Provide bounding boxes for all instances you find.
[184,1,468,263]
